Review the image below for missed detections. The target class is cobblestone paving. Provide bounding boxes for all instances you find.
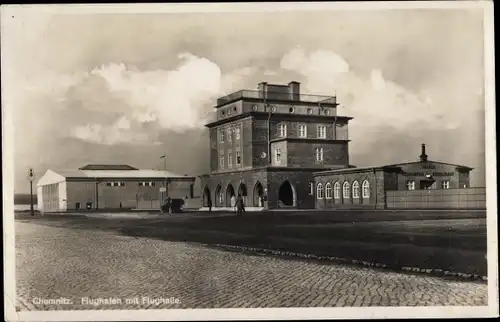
[15,221,488,311]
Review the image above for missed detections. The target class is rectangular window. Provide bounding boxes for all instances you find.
[219,156,224,169]
[441,180,450,189]
[279,123,287,137]
[309,182,314,195]
[275,148,281,163]
[406,180,415,191]
[227,128,232,142]
[106,182,112,186]
[236,151,241,166]
[317,125,326,139]
[315,147,324,162]
[228,151,233,168]
[235,127,241,140]
[219,129,225,143]
[298,124,307,138]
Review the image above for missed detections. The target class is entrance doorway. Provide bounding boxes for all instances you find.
[420,180,436,190]
[202,186,211,207]
[225,184,235,207]
[238,183,248,207]
[215,185,222,207]
[253,182,264,207]
[278,181,295,207]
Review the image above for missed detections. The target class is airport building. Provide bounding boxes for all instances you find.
[36,164,196,213]
[314,144,476,209]
[199,81,352,210]
[200,81,482,210]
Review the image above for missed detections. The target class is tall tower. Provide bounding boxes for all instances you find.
[201,81,353,210]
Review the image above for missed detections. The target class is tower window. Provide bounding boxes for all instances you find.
[275,148,281,163]
[227,128,232,142]
[219,156,224,169]
[317,125,326,139]
[279,123,287,137]
[298,124,307,138]
[235,127,241,140]
[236,151,241,166]
[228,151,233,168]
[219,130,225,143]
[315,147,324,162]
[406,180,415,190]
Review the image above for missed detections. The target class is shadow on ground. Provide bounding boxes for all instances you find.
[15,210,487,278]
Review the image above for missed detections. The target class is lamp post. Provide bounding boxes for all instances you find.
[160,154,168,200]
[27,168,36,216]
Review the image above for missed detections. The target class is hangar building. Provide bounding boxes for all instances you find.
[36,164,196,213]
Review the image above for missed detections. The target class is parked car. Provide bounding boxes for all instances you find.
[161,198,185,213]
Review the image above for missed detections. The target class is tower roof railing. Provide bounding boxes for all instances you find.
[216,90,337,107]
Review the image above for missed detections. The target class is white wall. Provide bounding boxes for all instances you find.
[58,181,67,211]
[37,186,43,211]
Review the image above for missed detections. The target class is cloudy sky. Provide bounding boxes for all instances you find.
[2,5,488,193]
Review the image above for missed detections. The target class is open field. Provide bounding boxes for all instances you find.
[14,209,487,276]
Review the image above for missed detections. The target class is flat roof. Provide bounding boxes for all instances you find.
[54,169,195,180]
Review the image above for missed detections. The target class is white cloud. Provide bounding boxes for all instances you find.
[60,53,260,146]
[370,69,386,91]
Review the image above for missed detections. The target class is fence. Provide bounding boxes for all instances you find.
[386,187,486,209]
[216,90,337,106]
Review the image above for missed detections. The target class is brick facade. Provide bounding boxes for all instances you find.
[314,169,387,210]
[314,160,473,210]
[202,82,351,210]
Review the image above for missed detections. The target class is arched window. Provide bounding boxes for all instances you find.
[334,182,341,199]
[343,181,350,199]
[316,183,324,199]
[362,180,370,198]
[352,181,360,198]
[325,183,332,199]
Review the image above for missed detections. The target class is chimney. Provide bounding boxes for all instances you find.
[257,82,268,99]
[288,81,300,101]
[419,143,428,162]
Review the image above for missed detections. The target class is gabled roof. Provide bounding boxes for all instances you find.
[78,164,138,170]
[37,169,194,186]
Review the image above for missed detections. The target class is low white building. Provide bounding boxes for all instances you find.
[36,164,199,213]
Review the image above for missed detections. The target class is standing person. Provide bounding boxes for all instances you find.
[167,197,172,214]
[207,197,212,212]
[235,194,242,216]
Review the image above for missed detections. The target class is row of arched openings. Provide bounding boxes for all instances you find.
[202,181,296,208]
[316,180,370,199]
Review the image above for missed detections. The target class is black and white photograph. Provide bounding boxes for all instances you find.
[2,1,498,321]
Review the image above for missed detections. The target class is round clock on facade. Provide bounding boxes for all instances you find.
[307,108,312,114]
[260,152,267,159]
[324,109,330,115]
[252,104,258,111]
[271,106,277,112]
[289,106,295,113]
